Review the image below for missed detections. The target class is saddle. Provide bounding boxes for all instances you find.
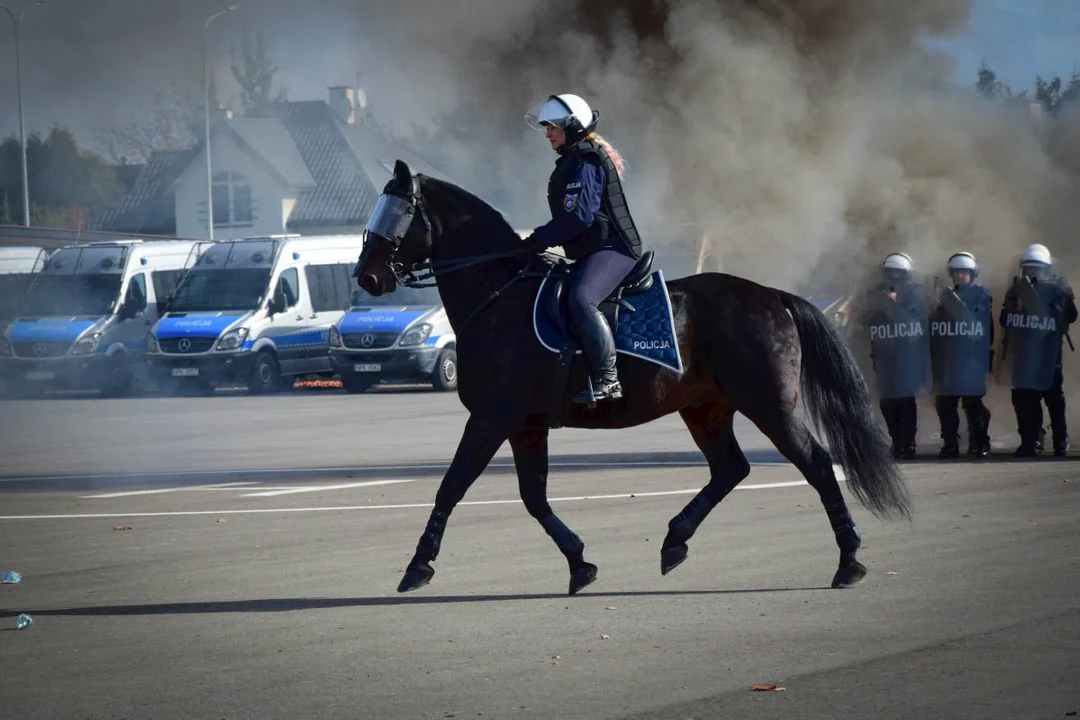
[543,250,655,423]
[545,250,655,339]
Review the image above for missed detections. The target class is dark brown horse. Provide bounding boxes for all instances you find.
[355,160,911,595]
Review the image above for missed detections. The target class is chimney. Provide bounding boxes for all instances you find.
[328,86,356,124]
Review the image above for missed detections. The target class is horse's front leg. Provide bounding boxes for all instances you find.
[509,425,598,595]
[397,412,513,593]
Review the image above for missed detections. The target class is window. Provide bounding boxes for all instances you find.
[277,267,300,309]
[305,263,355,312]
[212,171,255,228]
[151,269,185,312]
[125,273,147,313]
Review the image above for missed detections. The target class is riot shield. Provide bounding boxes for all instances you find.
[930,284,992,397]
[1000,275,1067,391]
[863,283,932,399]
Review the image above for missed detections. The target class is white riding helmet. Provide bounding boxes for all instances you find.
[947,251,979,278]
[525,93,600,143]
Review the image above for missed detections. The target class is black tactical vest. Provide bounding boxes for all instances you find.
[546,140,642,261]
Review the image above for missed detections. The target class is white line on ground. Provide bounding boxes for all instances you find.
[241,479,416,497]
[0,460,795,484]
[79,482,262,499]
[0,478,837,521]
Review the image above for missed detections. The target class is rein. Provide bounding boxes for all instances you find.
[390,247,564,335]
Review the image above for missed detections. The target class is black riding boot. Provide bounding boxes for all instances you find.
[573,306,622,404]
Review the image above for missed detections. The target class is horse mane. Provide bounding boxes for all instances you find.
[418,175,522,250]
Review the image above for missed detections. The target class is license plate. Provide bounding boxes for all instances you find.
[171,368,199,377]
[26,371,55,381]
[353,364,381,373]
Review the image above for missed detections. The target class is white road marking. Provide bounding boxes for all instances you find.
[241,479,416,497]
[80,482,262,499]
[0,478,838,521]
[0,460,795,484]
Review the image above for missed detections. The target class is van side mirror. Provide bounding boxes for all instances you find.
[350,289,365,307]
[268,290,285,316]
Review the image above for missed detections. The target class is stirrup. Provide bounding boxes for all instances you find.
[573,377,622,405]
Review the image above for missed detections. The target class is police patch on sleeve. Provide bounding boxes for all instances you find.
[563,194,578,212]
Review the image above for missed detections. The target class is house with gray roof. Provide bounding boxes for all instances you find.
[92,87,447,239]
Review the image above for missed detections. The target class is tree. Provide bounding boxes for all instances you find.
[1034,71,1080,116]
[976,61,1080,116]
[231,30,287,115]
[974,60,1029,105]
[0,127,122,227]
[95,76,219,165]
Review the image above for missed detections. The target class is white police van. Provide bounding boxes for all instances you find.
[0,240,201,397]
[328,282,457,393]
[147,234,363,394]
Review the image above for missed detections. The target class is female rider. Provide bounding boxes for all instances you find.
[523,93,645,403]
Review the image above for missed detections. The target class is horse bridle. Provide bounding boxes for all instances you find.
[356,176,538,290]
[355,174,559,333]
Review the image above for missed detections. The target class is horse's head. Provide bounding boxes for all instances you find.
[354,160,433,296]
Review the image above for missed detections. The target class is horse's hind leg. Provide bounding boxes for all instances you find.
[756,409,867,588]
[661,401,750,575]
[509,425,597,595]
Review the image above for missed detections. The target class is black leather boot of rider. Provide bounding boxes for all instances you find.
[573,306,622,404]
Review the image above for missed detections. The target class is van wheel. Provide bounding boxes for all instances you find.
[99,354,134,398]
[341,374,375,394]
[248,351,281,394]
[431,348,458,392]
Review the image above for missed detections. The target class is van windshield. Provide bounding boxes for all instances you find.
[0,273,37,320]
[169,269,272,312]
[351,285,440,307]
[19,274,122,317]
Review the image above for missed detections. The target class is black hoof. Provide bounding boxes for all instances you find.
[660,543,688,575]
[568,562,598,595]
[397,562,435,593]
[831,560,868,589]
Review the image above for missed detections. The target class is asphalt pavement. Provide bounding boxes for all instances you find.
[1,390,1078,719]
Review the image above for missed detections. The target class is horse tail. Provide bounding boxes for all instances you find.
[778,291,911,521]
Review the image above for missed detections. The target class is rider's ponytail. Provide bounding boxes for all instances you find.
[585,132,625,177]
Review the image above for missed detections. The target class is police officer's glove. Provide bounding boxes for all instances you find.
[523,233,549,254]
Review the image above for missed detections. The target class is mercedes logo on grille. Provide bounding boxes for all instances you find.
[360,333,375,348]
[177,338,192,352]
[32,342,47,356]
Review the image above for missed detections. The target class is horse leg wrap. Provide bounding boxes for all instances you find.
[666,491,719,546]
[416,509,450,562]
[541,514,585,561]
[825,502,861,554]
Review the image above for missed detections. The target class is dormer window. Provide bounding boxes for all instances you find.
[212,171,254,228]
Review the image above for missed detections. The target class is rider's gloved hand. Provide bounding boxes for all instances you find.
[523,233,549,253]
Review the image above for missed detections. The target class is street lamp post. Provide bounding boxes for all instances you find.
[0,1,46,227]
[202,4,239,240]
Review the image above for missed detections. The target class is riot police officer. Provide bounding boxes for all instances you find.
[522,93,645,403]
[930,252,993,459]
[862,252,932,459]
[999,243,1078,457]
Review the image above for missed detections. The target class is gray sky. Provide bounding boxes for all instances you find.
[0,0,1073,155]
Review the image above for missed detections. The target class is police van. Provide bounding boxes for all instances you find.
[328,283,457,393]
[0,240,201,397]
[147,234,363,394]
